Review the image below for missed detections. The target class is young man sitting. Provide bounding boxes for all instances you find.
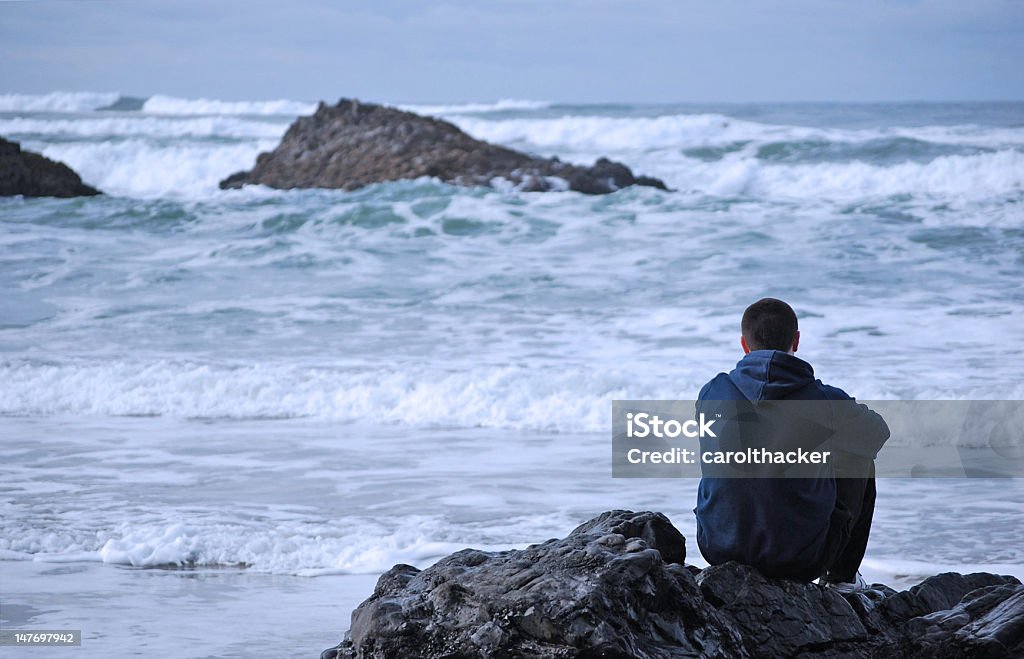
[694,298,889,592]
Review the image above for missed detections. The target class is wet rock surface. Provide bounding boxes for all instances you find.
[219,99,668,195]
[321,510,1023,658]
[0,137,100,198]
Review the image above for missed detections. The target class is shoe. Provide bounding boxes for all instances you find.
[822,571,869,593]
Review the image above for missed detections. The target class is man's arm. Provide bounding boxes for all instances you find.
[822,385,890,461]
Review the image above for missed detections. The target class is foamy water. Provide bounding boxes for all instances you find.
[1,92,1023,657]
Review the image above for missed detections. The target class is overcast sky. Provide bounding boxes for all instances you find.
[2,0,1022,103]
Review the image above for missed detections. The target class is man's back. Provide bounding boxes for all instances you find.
[695,349,887,580]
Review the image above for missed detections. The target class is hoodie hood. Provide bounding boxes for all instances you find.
[728,350,816,401]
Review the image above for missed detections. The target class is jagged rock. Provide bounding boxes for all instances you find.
[323,510,744,659]
[321,510,1024,659]
[570,509,687,566]
[697,561,868,657]
[0,137,100,198]
[879,571,1013,622]
[901,581,1024,657]
[219,99,668,195]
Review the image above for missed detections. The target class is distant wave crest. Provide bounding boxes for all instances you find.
[452,113,1024,152]
[0,91,121,113]
[0,115,287,139]
[681,149,1024,200]
[399,99,551,115]
[141,94,317,116]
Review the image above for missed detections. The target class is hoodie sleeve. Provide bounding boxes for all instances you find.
[822,386,890,460]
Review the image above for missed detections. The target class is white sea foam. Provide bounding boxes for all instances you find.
[454,113,772,151]
[452,114,1024,152]
[890,124,1024,148]
[0,516,508,574]
[0,91,121,113]
[1,360,1019,435]
[399,99,551,115]
[1,476,1020,577]
[449,114,1024,200]
[0,360,666,431]
[38,139,275,197]
[862,558,1024,586]
[679,148,1024,200]
[94,519,463,574]
[142,94,316,116]
[0,115,287,139]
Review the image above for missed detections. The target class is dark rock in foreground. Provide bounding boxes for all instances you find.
[321,510,1024,659]
[0,137,100,198]
[220,99,668,195]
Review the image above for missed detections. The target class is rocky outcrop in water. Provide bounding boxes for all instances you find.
[320,510,1023,659]
[219,99,668,194]
[0,137,100,198]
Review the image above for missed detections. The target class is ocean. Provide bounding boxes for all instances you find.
[1,92,1023,657]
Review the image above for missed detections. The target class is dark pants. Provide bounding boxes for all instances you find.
[818,463,877,583]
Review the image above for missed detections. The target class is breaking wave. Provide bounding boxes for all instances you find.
[0,91,121,113]
[140,94,317,116]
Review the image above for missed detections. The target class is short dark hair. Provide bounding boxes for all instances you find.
[741,298,798,351]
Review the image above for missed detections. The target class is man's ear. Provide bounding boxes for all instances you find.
[740,336,751,355]
[792,330,800,353]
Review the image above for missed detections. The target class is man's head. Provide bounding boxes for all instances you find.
[740,298,800,354]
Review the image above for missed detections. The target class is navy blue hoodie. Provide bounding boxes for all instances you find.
[694,350,888,580]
